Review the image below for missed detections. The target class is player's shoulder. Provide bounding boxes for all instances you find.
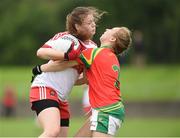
[83,47,104,58]
[51,31,68,40]
[61,33,81,49]
[51,32,79,42]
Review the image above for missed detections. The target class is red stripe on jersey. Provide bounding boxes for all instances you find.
[41,44,52,48]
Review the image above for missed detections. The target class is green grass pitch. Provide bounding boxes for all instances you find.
[0,117,180,137]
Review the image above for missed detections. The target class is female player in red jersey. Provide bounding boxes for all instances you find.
[40,27,132,137]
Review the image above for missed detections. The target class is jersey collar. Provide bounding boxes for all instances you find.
[100,45,112,48]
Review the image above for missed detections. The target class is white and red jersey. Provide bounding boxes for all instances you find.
[42,32,82,60]
[31,32,97,101]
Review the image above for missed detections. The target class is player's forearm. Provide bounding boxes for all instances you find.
[36,48,64,60]
[41,60,78,72]
[40,62,60,72]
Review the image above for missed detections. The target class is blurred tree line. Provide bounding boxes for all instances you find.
[0,0,179,65]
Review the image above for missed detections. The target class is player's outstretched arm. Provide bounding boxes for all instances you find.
[31,60,78,83]
[40,60,78,72]
[36,48,65,61]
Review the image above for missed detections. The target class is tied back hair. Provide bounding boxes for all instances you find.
[113,27,132,56]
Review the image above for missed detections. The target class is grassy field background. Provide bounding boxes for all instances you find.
[0,117,180,137]
[0,65,180,102]
[0,65,180,137]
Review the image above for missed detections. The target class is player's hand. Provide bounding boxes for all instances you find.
[31,65,42,83]
[32,65,42,75]
[31,75,36,83]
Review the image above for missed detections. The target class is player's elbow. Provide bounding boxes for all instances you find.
[36,49,42,57]
[36,48,45,58]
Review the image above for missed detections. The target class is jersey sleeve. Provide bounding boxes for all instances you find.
[41,44,52,48]
[78,48,103,68]
[76,48,93,68]
[64,41,82,60]
[43,33,82,60]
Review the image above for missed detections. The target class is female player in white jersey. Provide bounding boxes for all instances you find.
[30,7,104,137]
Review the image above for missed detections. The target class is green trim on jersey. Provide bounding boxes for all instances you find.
[79,54,90,68]
[100,45,112,49]
[79,48,104,68]
[96,102,124,112]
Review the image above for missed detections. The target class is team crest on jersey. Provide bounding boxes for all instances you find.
[50,91,56,96]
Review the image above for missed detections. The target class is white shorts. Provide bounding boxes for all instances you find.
[90,108,123,136]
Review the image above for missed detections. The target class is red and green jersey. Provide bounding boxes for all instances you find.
[78,46,122,108]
